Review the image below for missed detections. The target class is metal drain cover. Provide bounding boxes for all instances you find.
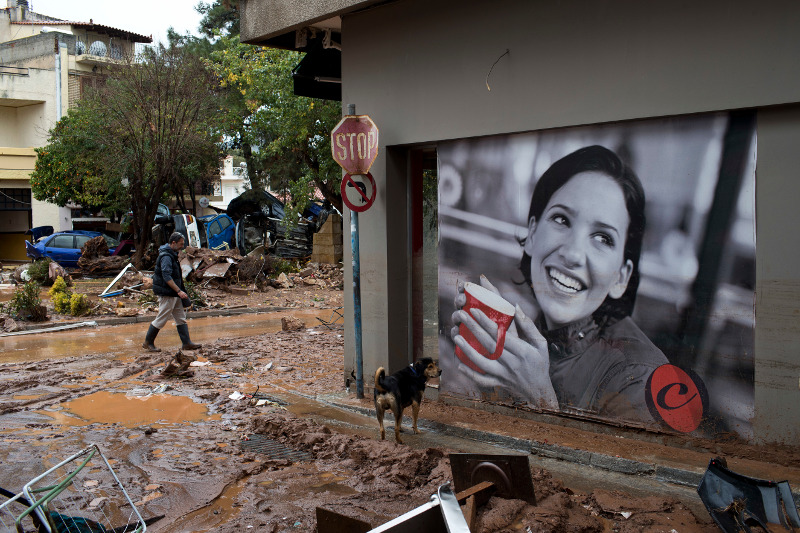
[240,434,313,462]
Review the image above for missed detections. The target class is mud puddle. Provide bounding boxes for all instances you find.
[40,391,218,428]
[160,478,247,532]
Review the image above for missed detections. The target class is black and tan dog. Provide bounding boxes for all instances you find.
[374,357,441,443]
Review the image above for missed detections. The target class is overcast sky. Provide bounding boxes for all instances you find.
[29,0,204,45]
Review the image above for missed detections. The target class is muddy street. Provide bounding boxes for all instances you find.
[0,306,729,533]
[1,309,338,364]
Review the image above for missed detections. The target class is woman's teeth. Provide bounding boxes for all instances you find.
[548,268,584,293]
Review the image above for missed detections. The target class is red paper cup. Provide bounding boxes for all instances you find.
[455,282,515,373]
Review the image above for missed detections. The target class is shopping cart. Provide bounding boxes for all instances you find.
[0,444,150,533]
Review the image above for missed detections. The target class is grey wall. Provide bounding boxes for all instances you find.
[754,107,800,444]
[338,0,800,444]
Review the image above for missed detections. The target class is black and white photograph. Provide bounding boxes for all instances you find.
[438,111,756,439]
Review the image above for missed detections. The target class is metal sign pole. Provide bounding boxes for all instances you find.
[351,208,364,398]
[347,103,365,399]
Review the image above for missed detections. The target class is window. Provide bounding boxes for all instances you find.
[218,216,232,230]
[49,235,75,248]
[75,235,91,248]
[0,188,31,210]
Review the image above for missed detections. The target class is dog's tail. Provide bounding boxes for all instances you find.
[374,367,387,393]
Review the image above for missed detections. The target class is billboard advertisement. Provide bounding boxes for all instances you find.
[438,111,756,438]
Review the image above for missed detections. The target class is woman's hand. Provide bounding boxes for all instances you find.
[451,276,558,410]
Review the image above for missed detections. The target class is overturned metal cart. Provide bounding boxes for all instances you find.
[0,444,157,533]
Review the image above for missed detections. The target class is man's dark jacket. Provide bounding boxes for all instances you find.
[152,243,183,297]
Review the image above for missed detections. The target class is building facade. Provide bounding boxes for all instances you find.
[0,0,150,261]
[241,0,800,446]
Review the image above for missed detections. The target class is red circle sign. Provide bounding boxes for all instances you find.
[645,364,708,433]
[341,173,376,212]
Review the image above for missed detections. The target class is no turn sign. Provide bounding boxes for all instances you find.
[341,173,376,212]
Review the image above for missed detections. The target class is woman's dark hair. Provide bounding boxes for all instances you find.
[520,145,646,325]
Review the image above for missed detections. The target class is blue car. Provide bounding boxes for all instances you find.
[25,230,119,268]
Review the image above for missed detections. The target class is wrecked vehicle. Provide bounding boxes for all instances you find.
[25,230,120,268]
[107,191,333,261]
[226,189,332,258]
[197,213,236,251]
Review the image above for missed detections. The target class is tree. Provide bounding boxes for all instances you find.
[196,0,240,38]
[30,107,127,217]
[207,35,343,215]
[92,45,221,266]
[32,45,221,267]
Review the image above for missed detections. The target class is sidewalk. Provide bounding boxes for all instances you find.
[324,389,800,506]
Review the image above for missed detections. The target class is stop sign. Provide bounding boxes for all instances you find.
[331,115,379,174]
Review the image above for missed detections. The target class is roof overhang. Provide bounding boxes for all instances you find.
[240,1,398,101]
[11,21,152,43]
[240,0,389,48]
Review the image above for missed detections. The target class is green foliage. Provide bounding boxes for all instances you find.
[266,257,296,278]
[196,0,239,38]
[52,292,72,314]
[48,276,90,315]
[138,290,158,305]
[206,35,342,219]
[69,293,92,316]
[49,275,72,314]
[48,276,70,298]
[233,361,254,374]
[29,41,223,267]
[7,282,47,321]
[184,281,207,308]
[30,108,127,215]
[26,258,53,285]
[74,45,221,267]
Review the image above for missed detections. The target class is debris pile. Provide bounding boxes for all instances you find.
[178,248,344,291]
[77,236,129,274]
[162,350,197,377]
[180,247,247,286]
[287,262,344,290]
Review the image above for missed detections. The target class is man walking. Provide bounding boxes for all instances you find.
[142,232,201,352]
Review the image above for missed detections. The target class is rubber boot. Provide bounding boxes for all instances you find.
[176,324,201,350]
[142,325,161,352]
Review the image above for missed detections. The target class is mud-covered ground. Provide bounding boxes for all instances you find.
[0,271,789,531]
[1,324,721,532]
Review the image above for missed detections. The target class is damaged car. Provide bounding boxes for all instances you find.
[225,190,332,258]
[25,230,120,268]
